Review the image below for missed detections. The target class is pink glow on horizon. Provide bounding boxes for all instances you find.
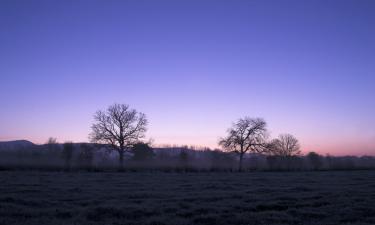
[1,133,374,157]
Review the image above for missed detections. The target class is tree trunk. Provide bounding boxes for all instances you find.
[119,149,124,171]
[239,153,244,172]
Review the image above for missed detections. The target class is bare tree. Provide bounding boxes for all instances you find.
[219,117,268,171]
[306,151,323,170]
[131,142,155,161]
[89,104,148,170]
[268,134,301,157]
[46,137,60,156]
[46,137,58,150]
[46,137,57,145]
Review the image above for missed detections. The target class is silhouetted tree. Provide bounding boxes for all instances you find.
[219,117,268,171]
[46,137,57,145]
[306,151,323,170]
[62,142,74,170]
[90,104,148,170]
[131,143,154,161]
[46,137,59,154]
[268,134,301,156]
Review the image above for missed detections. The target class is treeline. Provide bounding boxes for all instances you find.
[0,142,374,172]
[2,103,373,172]
[88,103,371,172]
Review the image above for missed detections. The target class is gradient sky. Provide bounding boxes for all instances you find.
[1,0,375,156]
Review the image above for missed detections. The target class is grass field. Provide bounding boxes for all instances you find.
[1,171,375,225]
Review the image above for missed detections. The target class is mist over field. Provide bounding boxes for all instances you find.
[0,140,375,172]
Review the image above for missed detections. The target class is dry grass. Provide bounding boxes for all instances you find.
[1,171,375,225]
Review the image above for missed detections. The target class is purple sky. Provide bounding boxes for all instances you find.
[1,0,375,155]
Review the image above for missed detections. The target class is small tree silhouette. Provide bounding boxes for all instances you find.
[306,151,323,170]
[267,134,301,157]
[46,137,59,154]
[131,143,154,161]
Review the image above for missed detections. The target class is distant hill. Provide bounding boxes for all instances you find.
[0,140,35,150]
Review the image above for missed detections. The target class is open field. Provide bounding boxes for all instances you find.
[1,171,375,225]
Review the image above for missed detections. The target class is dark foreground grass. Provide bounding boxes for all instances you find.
[1,171,375,225]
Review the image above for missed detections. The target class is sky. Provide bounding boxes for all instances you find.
[1,0,375,156]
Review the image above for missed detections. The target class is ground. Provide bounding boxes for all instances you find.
[0,171,375,225]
